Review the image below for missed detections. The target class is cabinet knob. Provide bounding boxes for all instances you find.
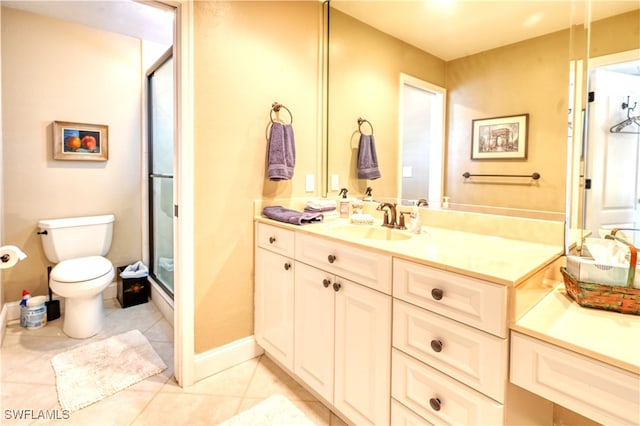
[429,397,441,411]
[431,288,443,300]
[284,262,291,271]
[269,236,276,244]
[430,339,443,352]
[323,278,331,288]
[328,254,337,263]
[333,282,342,292]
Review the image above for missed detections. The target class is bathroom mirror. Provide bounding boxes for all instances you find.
[574,2,640,243]
[325,0,636,229]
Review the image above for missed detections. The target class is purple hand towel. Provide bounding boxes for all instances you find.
[268,122,296,180]
[263,206,323,225]
[357,133,381,180]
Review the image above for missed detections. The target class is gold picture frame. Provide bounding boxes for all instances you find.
[471,114,529,160]
[53,121,108,161]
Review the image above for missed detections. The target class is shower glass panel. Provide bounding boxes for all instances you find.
[148,53,174,297]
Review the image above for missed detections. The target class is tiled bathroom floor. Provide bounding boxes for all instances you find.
[0,299,346,425]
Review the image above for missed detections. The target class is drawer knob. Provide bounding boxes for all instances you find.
[429,397,441,411]
[269,236,276,244]
[333,282,342,292]
[430,339,443,352]
[323,278,331,288]
[431,288,443,300]
[328,254,337,263]
[284,262,291,271]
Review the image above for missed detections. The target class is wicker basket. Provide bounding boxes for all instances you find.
[561,229,639,315]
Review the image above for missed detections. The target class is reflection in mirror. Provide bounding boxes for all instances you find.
[577,2,640,245]
[327,0,576,220]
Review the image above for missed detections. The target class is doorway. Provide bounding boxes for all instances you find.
[584,51,640,243]
[398,74,445,206]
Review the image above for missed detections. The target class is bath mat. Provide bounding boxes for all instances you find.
[219,394,316,426]
[51,329,167,411]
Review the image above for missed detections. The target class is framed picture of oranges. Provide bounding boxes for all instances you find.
[53,121,108,161]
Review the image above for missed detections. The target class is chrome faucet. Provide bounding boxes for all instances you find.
[377,202,397,228]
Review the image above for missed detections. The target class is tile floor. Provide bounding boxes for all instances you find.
[1,299,346,425]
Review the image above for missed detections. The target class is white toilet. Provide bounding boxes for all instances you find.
[38,214,115,339]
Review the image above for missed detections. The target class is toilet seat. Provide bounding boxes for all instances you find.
[51,256,112,283]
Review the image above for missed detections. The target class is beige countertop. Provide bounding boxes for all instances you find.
[256,216,563,286]
[512,284,640,374]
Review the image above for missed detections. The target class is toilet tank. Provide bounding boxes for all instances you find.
[38,214,115,263]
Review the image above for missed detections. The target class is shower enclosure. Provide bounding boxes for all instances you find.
[148,50,175,297]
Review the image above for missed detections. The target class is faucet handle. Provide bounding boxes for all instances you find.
[398,212,411,230]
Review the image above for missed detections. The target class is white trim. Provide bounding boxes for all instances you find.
[589,49,640,69]
[173,0,195,388]
[194,336,264,383]
[398,73,446,206]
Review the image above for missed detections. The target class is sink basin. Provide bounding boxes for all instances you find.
[329,225,412,241]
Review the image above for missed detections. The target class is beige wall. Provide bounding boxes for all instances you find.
[1,7,143,302]
[590,10,640,59]
[446,29,570,212]
[193,2,323,352]
[328,10,446,198]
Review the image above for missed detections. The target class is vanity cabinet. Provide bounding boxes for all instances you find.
[254,222,392,425]
[294,261,391,425]
[254,223,295,370]
[391,258,510,424]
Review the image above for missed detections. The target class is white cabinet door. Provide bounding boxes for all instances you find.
[335,280,392,426]
[294,262,335,402]
[255,248,294,370]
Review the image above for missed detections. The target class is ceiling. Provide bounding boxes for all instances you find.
[332,0,640,62]
[2,1,637,72]
[2,0,174,46]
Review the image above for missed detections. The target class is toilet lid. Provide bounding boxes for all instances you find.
[51,256,113,283]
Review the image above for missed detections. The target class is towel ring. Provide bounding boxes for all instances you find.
[270,102,293,124]
[357,117,374,135]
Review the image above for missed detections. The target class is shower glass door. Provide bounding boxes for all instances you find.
[148,51,174,297]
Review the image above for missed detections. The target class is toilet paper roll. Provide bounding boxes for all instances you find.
[0,245,27,269]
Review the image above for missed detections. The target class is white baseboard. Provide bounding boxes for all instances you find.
[193,335,264,384]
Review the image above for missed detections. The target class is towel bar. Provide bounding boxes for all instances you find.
[270,102,293,124]
[357,117,374,135]
[462,172,541,180]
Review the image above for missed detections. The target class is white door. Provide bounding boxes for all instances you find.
[294,262,335,402]
[254,248,294,370]
[334,280,392,426]
[586,68,640,239]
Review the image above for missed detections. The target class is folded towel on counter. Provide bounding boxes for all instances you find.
[268,122,296,181]
[304,206,336,213]
[263,206,323,225]
[357,134,381,180]
[305,199,337,210]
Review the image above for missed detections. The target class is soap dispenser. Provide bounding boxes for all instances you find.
[338,188,350,218]
[410,200,422,234]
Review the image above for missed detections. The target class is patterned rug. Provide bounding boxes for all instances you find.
[220,395,316,426]
[51,329,167,411]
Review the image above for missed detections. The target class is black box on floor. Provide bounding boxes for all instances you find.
[117,266,149,308]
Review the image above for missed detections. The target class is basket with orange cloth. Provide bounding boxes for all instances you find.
[560,228,640,315]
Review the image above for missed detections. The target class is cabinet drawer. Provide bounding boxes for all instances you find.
[511,332,640,426]
[391,399,433,425]
[256,222,295,257]
[295,232,392,294]
[392,349,503,426]
[393,258,506,337]
[393,299,507,402]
